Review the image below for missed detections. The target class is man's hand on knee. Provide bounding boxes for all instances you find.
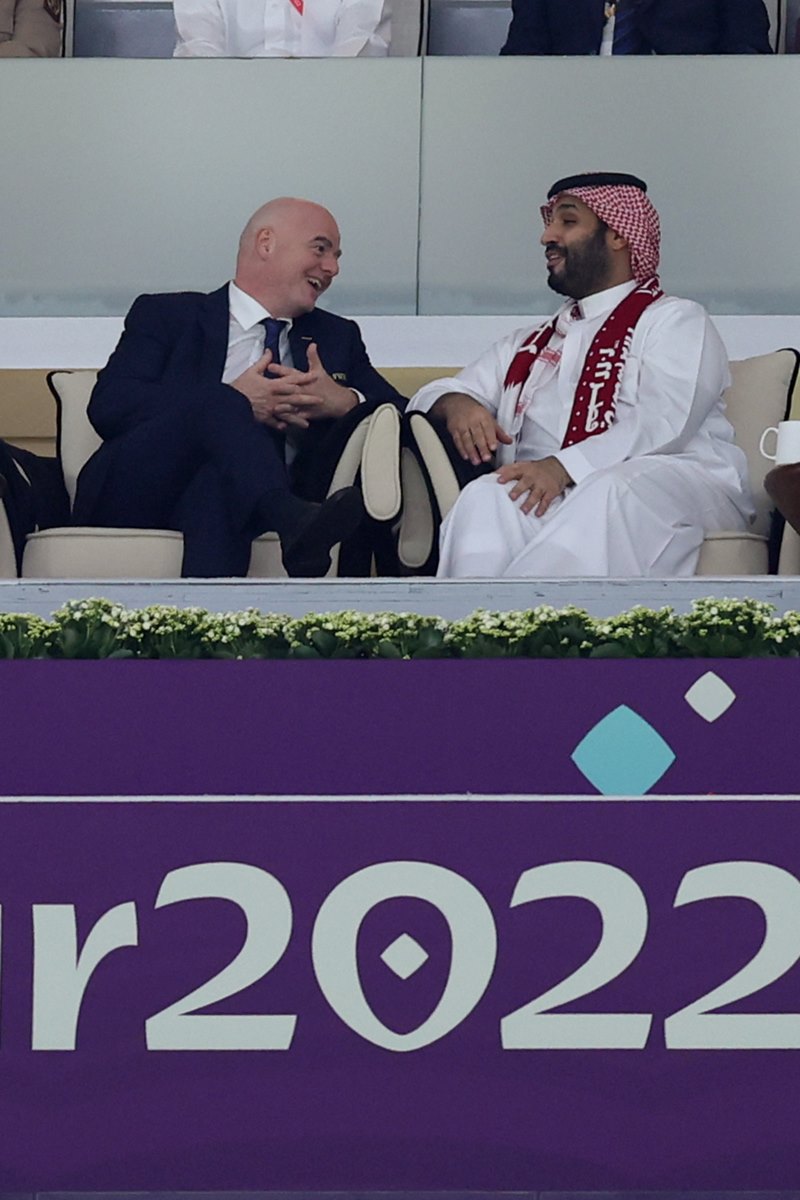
[496,456,573,517]
[431,393,513,466]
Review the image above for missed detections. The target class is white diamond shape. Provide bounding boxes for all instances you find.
[684,671,737,723]
[380,933,429,979]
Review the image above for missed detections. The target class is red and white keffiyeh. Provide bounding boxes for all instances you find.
[540,181,661,283]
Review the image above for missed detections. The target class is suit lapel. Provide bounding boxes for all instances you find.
[289,316,314,372]
[592,0,608,37]
[199,284,231,380]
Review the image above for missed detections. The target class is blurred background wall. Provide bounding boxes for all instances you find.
[1,52,797,318]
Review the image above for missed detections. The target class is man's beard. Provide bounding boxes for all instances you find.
[546,226,613,300]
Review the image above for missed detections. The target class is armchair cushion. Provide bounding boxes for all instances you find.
[22,527,183,579]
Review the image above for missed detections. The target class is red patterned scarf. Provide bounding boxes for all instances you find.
[502,276,663,449]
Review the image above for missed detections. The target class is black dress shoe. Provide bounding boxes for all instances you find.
[281,487,365,578]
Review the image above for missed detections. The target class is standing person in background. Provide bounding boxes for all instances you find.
[0,0,62,55]
[174,0,391,57]
[500,0,772,55]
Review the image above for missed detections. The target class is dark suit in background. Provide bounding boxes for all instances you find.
[500,0,773,55]
[72,284,404,575]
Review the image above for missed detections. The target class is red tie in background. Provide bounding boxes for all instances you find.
[289,0,303,12]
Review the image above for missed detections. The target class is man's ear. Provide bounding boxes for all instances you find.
[606,228,628,253]
[255,226,274,257]
[606,228,634,274]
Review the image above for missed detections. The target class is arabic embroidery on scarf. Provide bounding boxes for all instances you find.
[501,276,663,448]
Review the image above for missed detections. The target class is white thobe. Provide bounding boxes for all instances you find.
[407,282,754,578]
[174,0,391,57]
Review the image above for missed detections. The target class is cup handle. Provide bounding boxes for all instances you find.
[760,427,779,461]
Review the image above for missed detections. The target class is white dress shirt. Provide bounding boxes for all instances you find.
[600,5,615,53]
[174,0,391,58]
[408,280,752,513]
[223,280,294,383]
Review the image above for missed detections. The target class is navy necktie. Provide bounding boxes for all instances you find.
[611,2,645,54]
[260,317,286,376]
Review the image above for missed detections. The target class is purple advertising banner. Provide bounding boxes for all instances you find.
[0,658,797,796]
[1,661,799,1191]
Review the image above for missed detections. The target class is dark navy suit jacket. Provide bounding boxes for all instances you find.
[501,0,772,55]
[74,283,404,519]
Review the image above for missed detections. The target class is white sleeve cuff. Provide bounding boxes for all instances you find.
[553,444,596,485]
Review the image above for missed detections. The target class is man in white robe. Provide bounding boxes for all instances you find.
[407,171,754,578]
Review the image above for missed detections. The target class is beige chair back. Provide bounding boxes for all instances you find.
[725,349,800,537]
[47,370,100,507]
[0,504,17,578]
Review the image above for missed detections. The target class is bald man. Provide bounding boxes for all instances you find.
[73,198,404,577]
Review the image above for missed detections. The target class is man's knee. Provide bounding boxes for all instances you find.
[446,473,512,528]
[571,466,633,507]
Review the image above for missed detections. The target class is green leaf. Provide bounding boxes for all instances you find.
[588,642,629,658]
[309,630,338,656]
[0,632,17,659]
[331,644,361,659]
[58,626,85,658]
[289,644,322,659]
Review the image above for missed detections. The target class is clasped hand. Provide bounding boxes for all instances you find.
[230,343,357,430]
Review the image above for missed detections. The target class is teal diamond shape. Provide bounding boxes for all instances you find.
[571,704,675,795]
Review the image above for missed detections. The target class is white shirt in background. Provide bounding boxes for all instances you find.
[174,0,391,58]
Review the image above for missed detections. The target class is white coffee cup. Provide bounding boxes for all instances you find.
[759,420,800,465]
